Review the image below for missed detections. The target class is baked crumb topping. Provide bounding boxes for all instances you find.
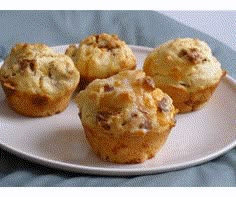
[0,43,80,96]
[84,33,123,50]
[76,70,176,134]
[178,48,206,64]
[158,97,171,112]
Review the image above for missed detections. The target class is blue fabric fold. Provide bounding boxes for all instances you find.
[0,10,235,186]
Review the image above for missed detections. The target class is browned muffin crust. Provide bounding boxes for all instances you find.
[0,43,80,117]
[75,70,177,163]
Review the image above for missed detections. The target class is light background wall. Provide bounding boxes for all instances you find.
[159,11,236,51]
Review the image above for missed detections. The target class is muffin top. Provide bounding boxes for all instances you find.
[144,38,224,91]
[0,43,80,96]
[65,33,136,80]
[75,70,176,135]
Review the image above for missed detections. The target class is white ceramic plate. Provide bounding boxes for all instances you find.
[0,45,235,176]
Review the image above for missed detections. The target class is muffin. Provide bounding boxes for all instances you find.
[143,38,226,113]
[75,70,176,164]
[0,43,80,117]
[65,33,136,89]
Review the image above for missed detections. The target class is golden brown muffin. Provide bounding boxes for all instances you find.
[65,33,136,89]
[0,43,80,117]
[75,70,176,164]
[143,38,226,113]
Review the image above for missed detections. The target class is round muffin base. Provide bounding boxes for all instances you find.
[159,74,226,113]
[1,83,76,117]
[83,125,172,164]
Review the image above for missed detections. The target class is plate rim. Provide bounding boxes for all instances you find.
[0,44,235,176]
[0,134,235,176]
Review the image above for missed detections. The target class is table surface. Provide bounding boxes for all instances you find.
[0,10,235,187]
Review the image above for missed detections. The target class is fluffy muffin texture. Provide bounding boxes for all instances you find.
[75,70,176,163]
[143,38,226,113]
[65,33,136,87]
[0,43,80,117]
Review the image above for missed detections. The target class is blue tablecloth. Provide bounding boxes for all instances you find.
[0,10,235,186]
